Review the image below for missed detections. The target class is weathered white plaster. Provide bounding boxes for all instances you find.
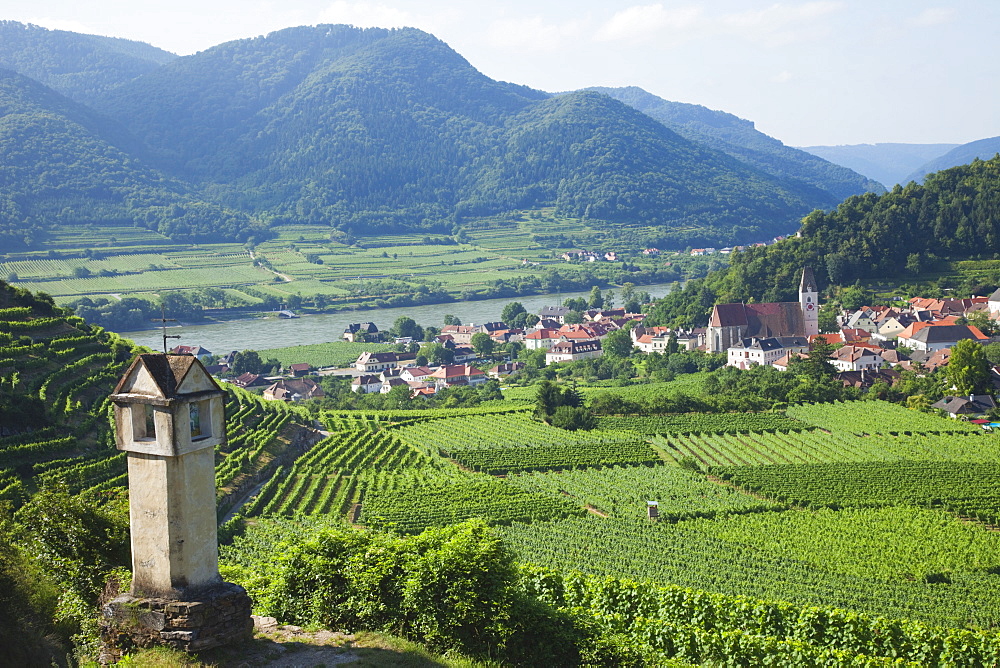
[111,355,226,597]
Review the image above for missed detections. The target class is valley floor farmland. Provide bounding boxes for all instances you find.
[0,211,695,310]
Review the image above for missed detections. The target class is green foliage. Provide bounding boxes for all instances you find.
[648,156,1000,326]
[945,338,992,396]
[470,332,494,357]
[550,405,596,431]
[0,506,64,666]
[226,519,519,655]
[534,380,582,421]
[12,483,129,600]
[601,328,636,358]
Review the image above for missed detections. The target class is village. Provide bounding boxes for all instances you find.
[165,268,1000,420]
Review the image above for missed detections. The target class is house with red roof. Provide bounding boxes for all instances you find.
[428,364,487,388]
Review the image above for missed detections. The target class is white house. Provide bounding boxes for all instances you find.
[726,337,809,369]
[829,345,885,372]
[351,375,383,394]
[545,339,603,365]
[355,351,399,373]
[898,324,989,352]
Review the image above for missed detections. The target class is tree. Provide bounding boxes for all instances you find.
[602,329,635,358]
[501,302,526,324]
[563,311,583,325]
[946,338,992,396]
[393,316,424,341]
[790,337,836,380]
[550,405,595,431]
[471,332,495,358]
[587,286,604,309]
[818,303,839,333]
[443,314,461,326]
[839,284,868,311]
[419,343,454,366]
[231,350,264,375]
[621,282,635,305]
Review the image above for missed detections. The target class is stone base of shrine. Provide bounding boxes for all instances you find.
[99,582,253,663]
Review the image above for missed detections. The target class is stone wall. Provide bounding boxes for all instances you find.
[100,582,252,662]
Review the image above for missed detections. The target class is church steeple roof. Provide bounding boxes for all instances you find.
[800,267,817,293]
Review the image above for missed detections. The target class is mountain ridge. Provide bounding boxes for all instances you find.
[0,21,891,248]
[584,85,885,203]
[799,142,959,187]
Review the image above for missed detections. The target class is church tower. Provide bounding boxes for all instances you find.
[799,267,819,337]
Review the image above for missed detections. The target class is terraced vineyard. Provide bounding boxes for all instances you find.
[598,412,806,434]
[713,461,1000,523]
[654,429,999,466]
[510,464,782,520]
[359,468,586,533]
[0,280,314,513]
[787,399,980,434]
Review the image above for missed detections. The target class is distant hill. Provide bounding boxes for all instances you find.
[799,142,958,187]
[0,21,176,107]
[0,69,262,248]
[585,86,884,203]
[904,136,1000,183]
[91,26,816,245]
[0,23,878,248]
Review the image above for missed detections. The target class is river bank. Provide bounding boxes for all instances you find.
[118,283,677,353]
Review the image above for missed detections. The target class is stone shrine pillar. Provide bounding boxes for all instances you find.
[101,354,252,660]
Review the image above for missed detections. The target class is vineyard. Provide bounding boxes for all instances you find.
[787,400,981,434]
[219,393,1000,659]
[7,276,1000,664]
[0,281,314,514]
[598,412,806,434]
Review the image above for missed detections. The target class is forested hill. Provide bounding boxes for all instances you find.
[0,21,176,106]
[584,86,884,204]
[0,69,265,249]
[647,156,1000,326]
[468,91,810,242]
[905,136,1000,183]
[0,22,836,246]
[90,25,815,242]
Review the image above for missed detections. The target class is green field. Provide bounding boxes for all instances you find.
[257,341,398,368]
[1,210,698,310]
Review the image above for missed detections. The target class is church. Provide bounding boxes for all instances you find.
[707,268,819,353]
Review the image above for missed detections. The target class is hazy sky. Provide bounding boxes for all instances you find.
[7,0,998,147]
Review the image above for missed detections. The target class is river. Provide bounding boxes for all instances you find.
[118,283,677,353]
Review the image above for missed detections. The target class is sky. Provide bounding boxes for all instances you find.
[5,0,999,147]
